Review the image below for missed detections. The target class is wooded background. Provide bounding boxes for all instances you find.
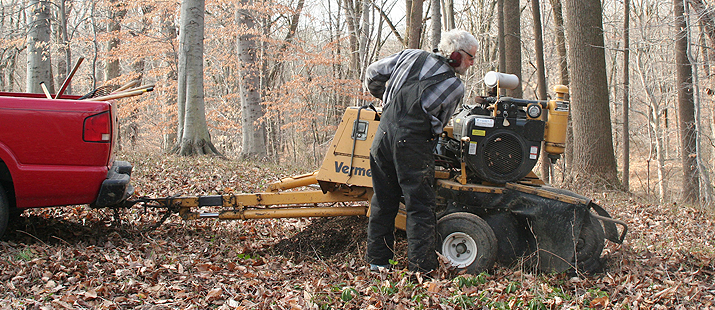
[2,0,715,206]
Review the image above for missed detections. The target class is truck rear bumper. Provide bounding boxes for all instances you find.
[91,160,133,208]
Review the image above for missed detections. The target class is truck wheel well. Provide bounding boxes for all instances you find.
[0,161,17,209]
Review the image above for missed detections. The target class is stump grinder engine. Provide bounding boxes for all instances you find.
[443,71,570,184]
[133,72,627,275]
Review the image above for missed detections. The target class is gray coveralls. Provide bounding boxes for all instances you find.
[366,52,456,272]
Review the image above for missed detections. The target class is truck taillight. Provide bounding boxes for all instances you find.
[83,111,111,142]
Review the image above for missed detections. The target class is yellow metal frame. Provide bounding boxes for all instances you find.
[166,186,373,221]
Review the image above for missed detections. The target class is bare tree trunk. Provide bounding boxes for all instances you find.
[359,0,370,80]
[176,20,187,145]
[530,0,546,101]
[685,0,713,204]
[674,0,698,202]
[430,0,441,52]
[622,0,630,191]
[549,0,570,178]
[563,0,620,187]
[57,0,72,94]
[89,2,100,89]
[105,0,127,151]
[406,0,413,47]
[26,0,53,94]
[237,0,266,159]
[442,0,454,30]
[497,0,505,73]
[175,0,219,156]
[161,10,178,152]
[530,0,550,182]
[343,0,361,77]
[408,0,423,49]
[503,0,521,98]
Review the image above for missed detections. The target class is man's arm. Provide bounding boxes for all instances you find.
[364,52,403,99]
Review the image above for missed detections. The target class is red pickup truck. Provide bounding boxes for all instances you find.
[0,92,133,237]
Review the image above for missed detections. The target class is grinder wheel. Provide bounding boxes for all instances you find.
[437,212,497,274]
[574,213,605,273]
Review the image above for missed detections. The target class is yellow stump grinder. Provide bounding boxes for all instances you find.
[130,72,627,274]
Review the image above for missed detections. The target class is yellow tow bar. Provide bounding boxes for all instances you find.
[144,186,372,221]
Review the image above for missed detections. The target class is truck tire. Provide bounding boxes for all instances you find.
[438,212,498,274]
[575,212,605,273]
[0,184,8,238]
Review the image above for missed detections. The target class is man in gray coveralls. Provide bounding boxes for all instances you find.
[364,29,479,273]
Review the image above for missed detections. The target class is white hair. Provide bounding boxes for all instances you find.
[438,29,479,55]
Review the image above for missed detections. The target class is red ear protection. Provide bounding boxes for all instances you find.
[448,51,462,67]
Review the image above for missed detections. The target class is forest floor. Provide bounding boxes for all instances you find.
[1,151,714,309]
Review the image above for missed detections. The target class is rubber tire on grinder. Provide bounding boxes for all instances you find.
[0,184,8,239]
[575,212,605,273]
[437,212,498,274]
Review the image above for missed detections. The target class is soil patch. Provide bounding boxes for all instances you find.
[271,216,369,261]
[270,215,411,268]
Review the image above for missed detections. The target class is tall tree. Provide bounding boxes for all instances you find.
[237,0,266,159]
[503,0,521,97]
[175,0,219,155]
[443,0,455,30]
[430,0,441,52]
[161,9,179,152]
[26,0,53,94]
[563,0,619,186]
[549,0,568,87]
[622,0,630,191]
[549,0,571,177]
[359,0,370,77]
[497,0,505,72]
[57,0,72,94]
[530,0,550,182]
[407,0,423,49]
[343,0,363,77]
[529,0,546,101]
[674,0,698,202]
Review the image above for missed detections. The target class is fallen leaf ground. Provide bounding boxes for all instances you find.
[1,151,714,309]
